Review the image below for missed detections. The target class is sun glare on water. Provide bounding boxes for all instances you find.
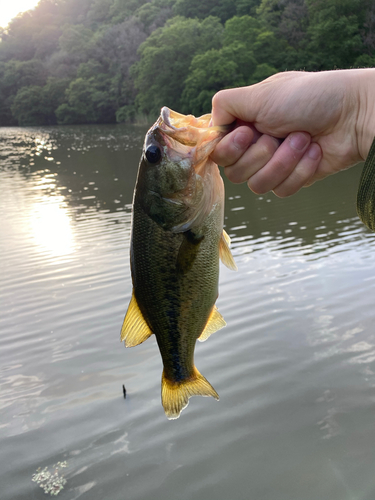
[30,195,75,259]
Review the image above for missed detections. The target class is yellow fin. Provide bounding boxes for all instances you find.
[198,305,226,342]
[162,367,219,420]
[121,291,153,347]
[223,228,231,246]
[219,230,238,271]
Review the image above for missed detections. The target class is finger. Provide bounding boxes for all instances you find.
[212,87,263,126]
[211,125,259,167]
[272,143,322,197]
[247,132,311,194]
[224,134,281,184]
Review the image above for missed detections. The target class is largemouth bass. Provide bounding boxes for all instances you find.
[121,107,237,419]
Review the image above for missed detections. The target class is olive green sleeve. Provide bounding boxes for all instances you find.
[357,136,375,231]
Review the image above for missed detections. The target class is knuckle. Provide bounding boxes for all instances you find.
[224,166,245,184]
[250,140,277,165]
[273,185,293,198]
[247,175,267,194]
[212,90,226,108]
[261,136,280,155]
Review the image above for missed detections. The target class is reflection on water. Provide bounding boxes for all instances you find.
[2,125,375,500]
[30,194,75,258]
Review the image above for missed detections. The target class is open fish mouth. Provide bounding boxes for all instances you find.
[154,106,230,167]
[160,107,212,146]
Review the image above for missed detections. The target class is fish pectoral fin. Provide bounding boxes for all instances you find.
[198,305,226,342]
[219,229,238,271]
[121,291,153,347]
[161,367,219,420]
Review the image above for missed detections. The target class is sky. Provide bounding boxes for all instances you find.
[0,0,40,29]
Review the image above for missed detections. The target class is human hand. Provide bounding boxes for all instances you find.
[211,69,375,197]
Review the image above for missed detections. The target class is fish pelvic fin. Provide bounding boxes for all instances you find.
[121,291,153,347]
[162,367,219,420]
[198,305,226,342]
[219,229,238,271]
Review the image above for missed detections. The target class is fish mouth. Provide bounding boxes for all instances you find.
[153,107,229,166]
[160,107,212,146]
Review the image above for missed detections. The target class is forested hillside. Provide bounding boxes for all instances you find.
[0,0,374,126]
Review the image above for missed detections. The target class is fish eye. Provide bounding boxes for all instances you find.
[145,145,162,164]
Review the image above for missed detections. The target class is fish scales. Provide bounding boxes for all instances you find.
[121,107,237,419]
[132,197,222,381]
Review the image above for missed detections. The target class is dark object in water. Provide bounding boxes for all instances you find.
[122,384,126,399]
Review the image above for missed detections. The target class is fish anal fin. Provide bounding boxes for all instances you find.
[121,291,153,347]
[198,305,226,342]
[162,367,219,420]
[219,230,238,271]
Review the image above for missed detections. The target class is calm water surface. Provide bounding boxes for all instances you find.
[1,124,375,500]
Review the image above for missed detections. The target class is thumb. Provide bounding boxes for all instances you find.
[211,86,262,127]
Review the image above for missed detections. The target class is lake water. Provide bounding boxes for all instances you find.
[1,124,375,500]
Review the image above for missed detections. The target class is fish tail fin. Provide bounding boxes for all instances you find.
[161,367,219,420]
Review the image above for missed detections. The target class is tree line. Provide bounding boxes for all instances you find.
[0,0,374,126]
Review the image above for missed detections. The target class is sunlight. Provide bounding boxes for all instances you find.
[0,0,40,29]
[30,195,76,259]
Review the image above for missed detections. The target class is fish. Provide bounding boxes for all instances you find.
[121,107,237,419]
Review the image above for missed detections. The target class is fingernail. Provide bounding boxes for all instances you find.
[233,131,251,150]
[307,143,321,160]
[290,133,309,151]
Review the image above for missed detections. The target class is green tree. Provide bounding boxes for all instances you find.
[87,0,114,25]
[58,24,94,59]
[248,62,277,84]
[224,15,261,47]
[181,14,281,115]
[181,46,252,115]
[56,74,116,124]
[276,0,309,49]
[2,59,47,94]
[306,5,363,69]
[131,16,223,116]
[361,1,375,55]
[33,25,62,59]
[236,0,262,16]
[109,0,151,23]
[91,18,147,110]
[0,0,373,127]
[252,30,289,68]
[11,86,51,125]
[43,77,70,118]
[135,0,175,33]
[173,0,236,23]
[0,12,36,61]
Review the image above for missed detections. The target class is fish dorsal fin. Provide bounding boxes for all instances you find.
[219,230,238,271]
[121,291,153,347]
[198,305,226,342]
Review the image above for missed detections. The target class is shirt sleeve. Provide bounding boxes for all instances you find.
[357,136,375,231]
